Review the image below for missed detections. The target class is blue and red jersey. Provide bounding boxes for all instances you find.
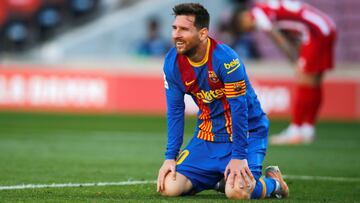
[163,38,268,160]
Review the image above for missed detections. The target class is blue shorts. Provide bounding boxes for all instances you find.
[176,126,268,193]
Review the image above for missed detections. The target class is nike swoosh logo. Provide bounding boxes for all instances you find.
[185,80,195,86]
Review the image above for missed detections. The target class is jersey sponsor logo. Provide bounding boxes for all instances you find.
[193,88,226,103]
[185,80,196,86]
[208,71,219,83]
[224,58,241,74]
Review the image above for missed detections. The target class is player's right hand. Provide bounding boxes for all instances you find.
[224,159,254,189]
[157,159,177,193]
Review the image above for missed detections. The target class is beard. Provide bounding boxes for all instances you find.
[175,40,199,58]
[181,45,198,58]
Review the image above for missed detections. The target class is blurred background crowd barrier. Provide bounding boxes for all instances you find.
[0,0,359,120]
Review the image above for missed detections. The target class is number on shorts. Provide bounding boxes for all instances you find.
[176,150,189,165]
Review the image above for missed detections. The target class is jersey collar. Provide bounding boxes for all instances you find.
[187,38,211,67]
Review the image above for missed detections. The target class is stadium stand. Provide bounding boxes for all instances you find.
[23,0,226,63]
[2,0,41,50]
[0,0,359,64]
[0,0,102,52]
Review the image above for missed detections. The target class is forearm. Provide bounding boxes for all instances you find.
[269,29,298,63]
[165,139,183,160]
[165,99,185,160]
[229,98,249,160]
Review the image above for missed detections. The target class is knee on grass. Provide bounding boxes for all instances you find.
[225,178,256,200]
[160,172,192,197]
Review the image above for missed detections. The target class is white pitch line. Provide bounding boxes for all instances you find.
[284,175,360,182]
[0,180,156,191]
[1,175,359,191]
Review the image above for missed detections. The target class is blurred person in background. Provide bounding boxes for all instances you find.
[68,0,99,17]
[36,0,66,41]
[230,0,261,60]
[215,21,234,46]
[236,0,336,145]
[216,0,261,60]
[216,16,261,60]
[157,3,289,200]
[231,8,261,60]
[2,0,41,51]
[0,2,8,51]
[137,17,170,57]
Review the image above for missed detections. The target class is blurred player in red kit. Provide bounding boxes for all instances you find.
[236,0,336,144]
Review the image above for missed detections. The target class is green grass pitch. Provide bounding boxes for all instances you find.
[0,112,359,202]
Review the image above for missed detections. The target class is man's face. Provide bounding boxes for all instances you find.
[172,15,202,56]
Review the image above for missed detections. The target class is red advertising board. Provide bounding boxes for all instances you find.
[0,68,109,112]
[250,77,360,120]
[0,67,359,120]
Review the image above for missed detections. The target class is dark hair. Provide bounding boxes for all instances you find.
[172,3,210,29]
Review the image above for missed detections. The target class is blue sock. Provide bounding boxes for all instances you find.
[251,177,277,199]
[263,177,276,197]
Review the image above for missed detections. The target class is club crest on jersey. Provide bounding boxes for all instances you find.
[234,82,245,92]
[224,80,246,98]
[208,71,219,83]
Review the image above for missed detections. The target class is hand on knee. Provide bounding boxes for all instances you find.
[160,175,183,197]
[225,175,256,200]
[159,172,192,197]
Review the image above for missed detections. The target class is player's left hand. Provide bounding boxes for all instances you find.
[157,159,177,193]
[224,159,254,189]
